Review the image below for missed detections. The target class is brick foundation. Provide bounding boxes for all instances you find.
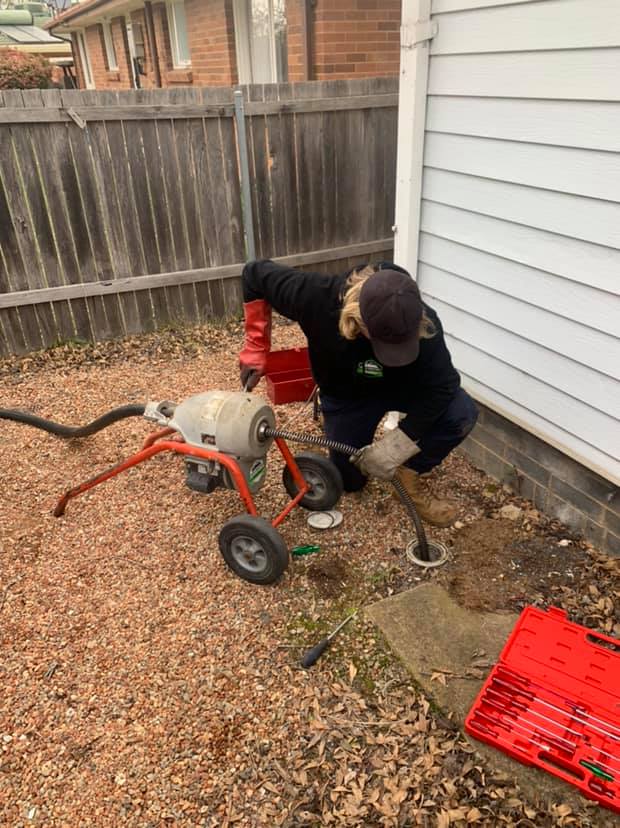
[460,402,619,557]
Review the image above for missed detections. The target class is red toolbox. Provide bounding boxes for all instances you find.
[465,606,620,813]
[264,348,315,405]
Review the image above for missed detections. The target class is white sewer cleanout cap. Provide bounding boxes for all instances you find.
[307,510,343,530]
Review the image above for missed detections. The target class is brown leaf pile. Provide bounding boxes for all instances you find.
[0,319,617,827]
[195,646,611,828]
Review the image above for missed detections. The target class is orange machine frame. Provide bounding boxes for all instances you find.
[54,429,309,529]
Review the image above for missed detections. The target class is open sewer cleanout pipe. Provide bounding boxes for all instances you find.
[260,424,449,568]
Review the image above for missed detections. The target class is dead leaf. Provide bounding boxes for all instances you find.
[437,810,451,828]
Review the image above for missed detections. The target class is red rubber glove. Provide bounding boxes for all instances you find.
[239,299,272,390]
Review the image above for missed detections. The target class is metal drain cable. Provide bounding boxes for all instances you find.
[260,424,430,561]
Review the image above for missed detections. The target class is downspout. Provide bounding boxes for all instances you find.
[144,1,162,87]
[386,0,436,434]
[393,0,436,272]
[301,0,314,81]
[70,32,84,88]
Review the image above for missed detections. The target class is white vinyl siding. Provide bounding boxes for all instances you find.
[427,50,620,100]
[430,0,620,53]
[417,0,620,484]
[432,0,545,12]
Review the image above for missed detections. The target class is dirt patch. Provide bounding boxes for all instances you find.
[441,518,586,612]
[305,555,350,597]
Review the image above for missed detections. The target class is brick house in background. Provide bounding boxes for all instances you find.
[46,0,400,91]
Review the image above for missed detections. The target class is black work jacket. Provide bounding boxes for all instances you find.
[242,259,461,440]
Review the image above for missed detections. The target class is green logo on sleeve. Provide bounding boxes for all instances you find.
[356,359,384,378]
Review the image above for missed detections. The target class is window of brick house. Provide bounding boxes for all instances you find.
[75,30,94,88]
[133,21,146,63]
[101,21,118,71]
[233,0,288,84]
[166,0,191,68]
[125,18,146,86]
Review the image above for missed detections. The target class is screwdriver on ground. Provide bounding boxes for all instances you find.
[300,611,358,668]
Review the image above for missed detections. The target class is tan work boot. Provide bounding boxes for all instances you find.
[393,467,458,528]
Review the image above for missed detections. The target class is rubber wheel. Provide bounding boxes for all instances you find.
[282,452,343,511]
[218,515,289,585]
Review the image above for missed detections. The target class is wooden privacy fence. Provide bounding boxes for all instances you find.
[0,77,398,357]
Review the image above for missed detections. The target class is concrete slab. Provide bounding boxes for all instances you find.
[366,584,614,823]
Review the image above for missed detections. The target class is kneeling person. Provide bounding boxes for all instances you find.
[239,260,478,527]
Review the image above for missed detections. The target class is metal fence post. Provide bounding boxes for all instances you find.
[233,89,257,261]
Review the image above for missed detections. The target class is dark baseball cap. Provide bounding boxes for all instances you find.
[359,269,424,367]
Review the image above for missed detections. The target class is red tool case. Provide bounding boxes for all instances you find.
[264,348,315,405]
[465,606,620,813]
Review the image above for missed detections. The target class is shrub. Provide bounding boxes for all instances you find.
[0,49,52,90]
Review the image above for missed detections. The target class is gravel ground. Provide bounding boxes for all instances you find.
[1,320,618,828]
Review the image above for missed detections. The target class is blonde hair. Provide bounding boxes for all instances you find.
[338,265,436,342]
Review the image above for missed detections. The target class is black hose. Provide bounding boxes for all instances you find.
[0,404,146,439]
[262,425,430,561]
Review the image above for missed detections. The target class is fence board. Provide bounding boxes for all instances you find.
[2,88,84,342]
[2,92,48,350]
[60,89,120,341]
[39,89,82,341]
[105,115,153,334]
[0,320,11,358]
[203,89,243,265]
[88,90,142,336]
[340,87,362,247]
[27,122,79,343]
[298,81,327,253]
[207,278,226,320]
[0,154,27,292]
[247,84,271,259]
[154,117,187,322]
[253,84,278,256]
[141,90,198,327]
[0,243,19,355]
[141,124,176,275]
[9,127,61,290]
[0,95,397,125]
[0,240,393,308]
[60,91,116,286]
[264,91,291,256]
[0,307,27,355]
[213,86,243,263]
[0,80,397,355]
[166,88,205,325]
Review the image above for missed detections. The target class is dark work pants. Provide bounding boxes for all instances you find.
[321,387,479,492]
